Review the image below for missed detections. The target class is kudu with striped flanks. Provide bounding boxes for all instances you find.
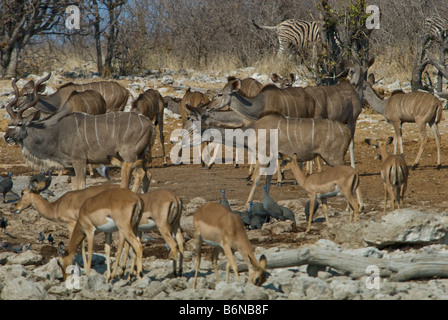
[5,78,155,191]
[209,68,365,169]
[359,60,443,169]
[246,113,353,206]
[14,72,129,115]
[130,88,167,166]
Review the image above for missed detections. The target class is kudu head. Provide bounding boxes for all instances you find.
[4,74,50,144]
[208,78,242,111]
[270,73,296,88]
[344,57,375,104]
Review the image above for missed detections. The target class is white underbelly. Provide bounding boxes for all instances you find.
[138,219,157,231]
[203,239,222,248]
[96,217,118,233]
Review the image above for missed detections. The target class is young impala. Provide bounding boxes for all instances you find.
[192,202,268,289]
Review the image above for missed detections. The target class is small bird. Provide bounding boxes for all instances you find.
[262,184,283,220]
[0,217,7,233]
[249,201,270,229]
[12,243,24,253]
[220,189,231,210]
[0,172,14,203]
[236,202,253,229]
[96,164,111,181]
[279,206,296,222]
[48,234,55,245]
[57,242,66,256]
[30,170,54,197]
[37,232,45,244]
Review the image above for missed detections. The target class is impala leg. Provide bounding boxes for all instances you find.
[193,236,203,289]
[131,166,145,193]
[104,232,112,281]
[383,184,388,216]
[321,198,331,227]
[111,233,126,281]
[86,232,95,276]
[222,244,239,282]
[306,195,317,233]
[211,247,222,283]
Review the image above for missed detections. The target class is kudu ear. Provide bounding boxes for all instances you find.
[270,73,280,83]
[230,79,241,92]
[367,73,375,85]
[289,73,296,83]
[367,56,375,68]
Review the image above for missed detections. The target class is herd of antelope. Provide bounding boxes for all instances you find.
[1,55,443,287]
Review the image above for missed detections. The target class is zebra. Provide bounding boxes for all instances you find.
[424,16,447,41]
[252,19,320,57]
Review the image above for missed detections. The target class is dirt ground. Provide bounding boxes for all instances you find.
[1,79,448,266]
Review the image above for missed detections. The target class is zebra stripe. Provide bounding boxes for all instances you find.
[425,16,447,40]
[256,19,320,56]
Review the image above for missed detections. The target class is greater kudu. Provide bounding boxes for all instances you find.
[15,72,129,115]
[359,60,442,169]
[130,88,167,166]
[5,78,155,191]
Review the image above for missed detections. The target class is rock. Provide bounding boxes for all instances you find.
[33,258,63,280]
[0,264,27,282]
[331,278,360,300]
[7,250,43,266]
[363,210,448,247]
[1,277,49,300]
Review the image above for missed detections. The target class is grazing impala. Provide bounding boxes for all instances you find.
[284,154,360,232]
[192,202,268,289]
[130,88,167,166]
[365,137,409,214]
[179,88,211,124]
[14,72,129,114]
[58,188,144,282]
[359,58,442,169]
[5,77,155,191]
[14,183,120,267]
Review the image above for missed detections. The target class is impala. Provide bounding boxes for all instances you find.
[5,77,155,191]
[179,88,211,124]
[192,202,268,289]
[14,183,120,267]
[14,72,129,114]
[365,137,409,214]
[58,188,144,282]
[359,58,442,169]
[283,154,360,232]
[130,88,167,166]
[118,188,185,278]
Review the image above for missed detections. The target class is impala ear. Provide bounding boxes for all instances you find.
[386,136,394,145]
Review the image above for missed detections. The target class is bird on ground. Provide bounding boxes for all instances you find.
[249,201,270,229]
[12,243,24,253]
[0,172,14,203]
[57,242,66,256]
[262,183,283,220]
[220,189,231,210]
[235,202,253,229]
[37,232,45,244]
[30,170,54,196]
[48,234,55,245]
[96,164,111,181]
[279,206,296,222]
[0,217,7,233]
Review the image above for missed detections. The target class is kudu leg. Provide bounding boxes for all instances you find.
[433,124,441,169]
[72,161,87,190]
[412,123,429,169]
